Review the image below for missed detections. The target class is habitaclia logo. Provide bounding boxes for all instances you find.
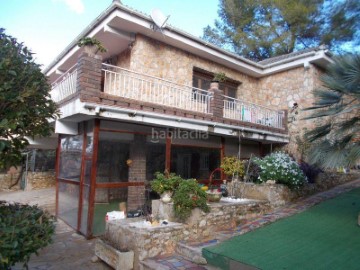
[150,128,209,143]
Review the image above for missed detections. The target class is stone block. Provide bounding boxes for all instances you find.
[95,239,134,270]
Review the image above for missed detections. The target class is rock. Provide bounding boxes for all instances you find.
[91,255,99,263]
[193,255,207,265]
[199,220,206,227]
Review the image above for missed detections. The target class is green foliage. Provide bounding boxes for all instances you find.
[173,179,209,221]
[304,54,360,169]
[254,152,307,189]
[202,0,360,61]
[0,201,56,269]
[151,172,182,194]
[212,72,227,82]
[0,28,58,169]
[220,156,245,179]
[77,37,107,53]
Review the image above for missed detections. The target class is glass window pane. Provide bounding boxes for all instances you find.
[58,182,79,229]
[96,132,131,183]
[171,146,220,180]
[80,185,90,235]
[146,143,166,180]
[93,187,128,236]
[59,135,83,181]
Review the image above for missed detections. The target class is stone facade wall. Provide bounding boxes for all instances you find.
[112,34,326,158]
[257,65,325,159]
[121,34,259,101]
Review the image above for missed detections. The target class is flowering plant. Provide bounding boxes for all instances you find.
[254,152,307,189]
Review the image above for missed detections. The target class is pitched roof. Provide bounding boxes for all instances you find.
[258,46,328,65]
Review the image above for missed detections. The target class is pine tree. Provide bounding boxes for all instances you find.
[203,0,360,61]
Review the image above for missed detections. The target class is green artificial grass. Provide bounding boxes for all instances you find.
[203,188,360,270]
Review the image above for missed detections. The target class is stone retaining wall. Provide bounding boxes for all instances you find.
[104,200,272,269]
[231,172,360,206]
[0,167,21,190]
[27,171,56,190]
[0,170,55,191]
[104,218,185,270]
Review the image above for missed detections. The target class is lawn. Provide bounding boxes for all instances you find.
[203,188,360,270]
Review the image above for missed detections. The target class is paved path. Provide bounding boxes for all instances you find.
[0,188,111,270]
[145,178,360,269]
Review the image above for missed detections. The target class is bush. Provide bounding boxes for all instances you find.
[151,172,182,195]
[254,152,307,189]
[0,201,56,269]
[173,179,209,221]
[299,162,323,183]
[243,160,261,182]
[220,156,245,179]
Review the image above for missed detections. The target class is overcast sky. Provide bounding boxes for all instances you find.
[0,0,219,68]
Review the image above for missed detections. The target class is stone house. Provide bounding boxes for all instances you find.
[43,1,332,237]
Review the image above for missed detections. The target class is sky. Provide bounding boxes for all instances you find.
[0,0,219,68]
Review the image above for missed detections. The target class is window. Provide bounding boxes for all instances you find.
[192,68,240,100]
[171,146,220,180]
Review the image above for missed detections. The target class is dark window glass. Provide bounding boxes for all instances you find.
[96,132,132,183]
[146,143,166,181]
[171,146,220,180]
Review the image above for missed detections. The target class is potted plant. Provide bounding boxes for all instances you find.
[211,72,226,88]
[151,172,182,203]
[77,37,107,55]
[172,179,209,221]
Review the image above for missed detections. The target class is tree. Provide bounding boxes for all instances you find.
[0,29,57,169]
[203,0,360,61]
[304,54,360,169]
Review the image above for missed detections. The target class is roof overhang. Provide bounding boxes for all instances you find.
[45,1,333,83]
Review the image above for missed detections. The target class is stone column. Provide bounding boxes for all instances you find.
[209,82,224,119]
[76,52,102,101]
[127,134,146,211]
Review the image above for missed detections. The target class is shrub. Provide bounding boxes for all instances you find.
[151,172,182,195]
[254,152,307,189]
[173,179,209,221]
[0,201,56,269]
[77,37,107,53]
[220,156,245,179]
[243,160,261,182]
[299,162,323,183]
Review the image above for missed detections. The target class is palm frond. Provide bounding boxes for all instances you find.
[336,117,360,131]
[307,140,360,169]
[305,123,331,142]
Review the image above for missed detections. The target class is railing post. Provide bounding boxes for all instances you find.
[209,82,224,119]
[76,52,103,97]
[281,109,288,131]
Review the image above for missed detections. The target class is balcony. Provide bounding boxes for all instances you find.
[102,64,212,114]
[49,62,286,132]
[50,65,77,103]
[223,96,284,129]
